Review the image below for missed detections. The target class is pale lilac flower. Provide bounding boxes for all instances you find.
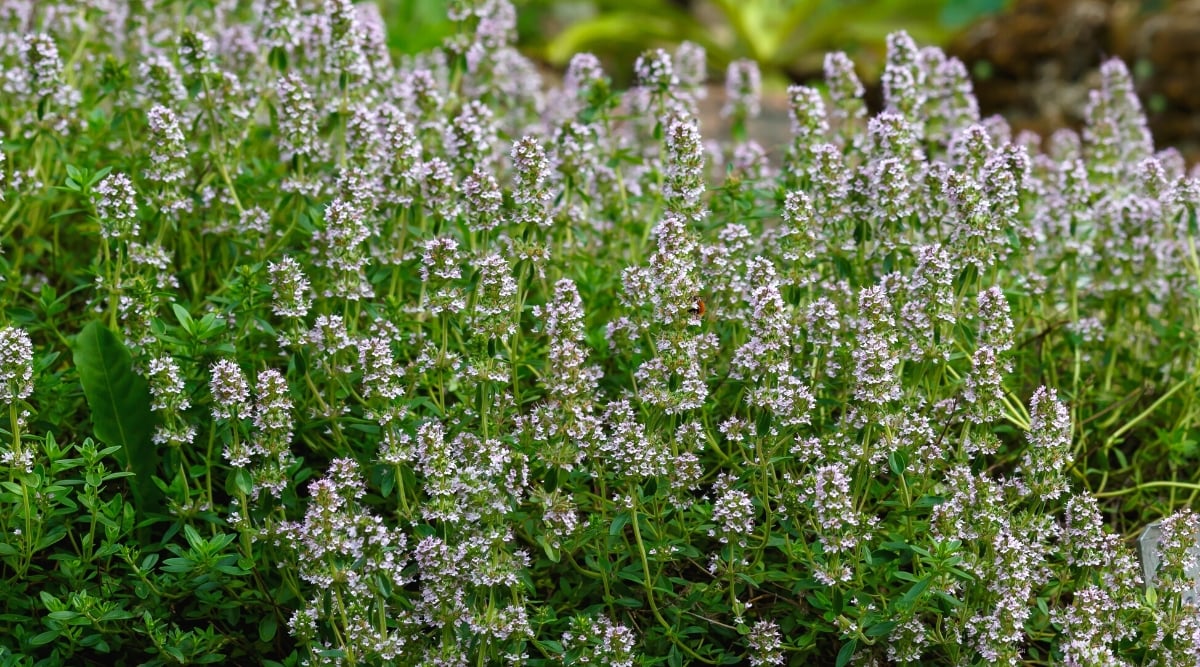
[403,67,445,123]
[536,488,579,549]
[1051,584,1137,666]
[468,253,518,341]
[802,461,872,556]
[747,620,785,666]
[537,278,599,401]
[326,0,369,83]
[897,244,956,360]
[420,237,465,316]
[881,30,926,125]
[378,103,422,205]
[463,166,503,233]
[146,105,188,186]
[420,157,460,220]
[147,356,188,412]
[729,140,772,183]
[634,48,676,95]
[561,616,636,667]
[551,120,600,186]
[976,286,1014,353]
[511,135,552,227]
[965,521,1049,666]
[675,40,706,90]
[852,285,901,406]
[564,52,605,101]
[1047,128,1082,162]
[871,156,915,223]
[597,399,670,479]
[305,315,354,356]
[1083,59,1152,181]
[93,173,139,241]
[280,457,412,661]
[23,33,61,98]
[446,99,497,172]
[276,73,320,161]
[786,85,828,166]
[1154,508,1200,598]
[1021,386,1072,501]
[420,237,462,282]
[345,103,385,172]
[210,359,250,420]
[710,472,755,548]
[1060,494,1128,571]
[963,346,1006,425]
[0,326,34,404]
[887,616,929,664]
[416,422,527,525]
[138,54,188,107]
[268,256,312,319]
[869,111,922,164]
[470,0,518,50]
[313,197,372,300]
[824,51,865,125]
[663,112,705,217]
[927,55,979,141]
[932,465,1006,543]
[250,368,295,499]
[731,257,792,380]
[722,59,761,121]
[804,297,841,348]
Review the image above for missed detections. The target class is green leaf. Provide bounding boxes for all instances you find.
[98,609,135,622]
[172,303,194,331]
[835,639,857,667]
[47,611,81,622]
[228,468,254,497]
[537,535,561,563]
[73,321,160,517]
[30,630,61,646]
[668,645,682,667]
[865,620,898,638]
[609,511,630,536]
[259,614,278,642]
[899,576,932,609]
[183,524,205,552]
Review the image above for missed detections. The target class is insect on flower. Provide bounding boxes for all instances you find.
[688,298,706,317]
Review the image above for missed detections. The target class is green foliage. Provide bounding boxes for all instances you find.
[541,0,1008,77]
[0,1,1197,666]
[0,437,289,665]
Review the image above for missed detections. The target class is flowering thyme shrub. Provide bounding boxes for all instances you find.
[2,1,1200,666]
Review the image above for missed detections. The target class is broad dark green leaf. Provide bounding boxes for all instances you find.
[73,321,160,516]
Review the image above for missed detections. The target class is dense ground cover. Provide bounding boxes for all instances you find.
[2,1,1200,665]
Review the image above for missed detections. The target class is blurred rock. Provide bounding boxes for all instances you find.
[950,0,1200,159]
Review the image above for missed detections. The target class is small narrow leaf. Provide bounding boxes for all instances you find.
[609,511,630,536]
[835,639,857,667]
[899,576,932,609]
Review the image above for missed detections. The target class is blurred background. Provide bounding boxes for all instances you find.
[380,0,1200,155]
